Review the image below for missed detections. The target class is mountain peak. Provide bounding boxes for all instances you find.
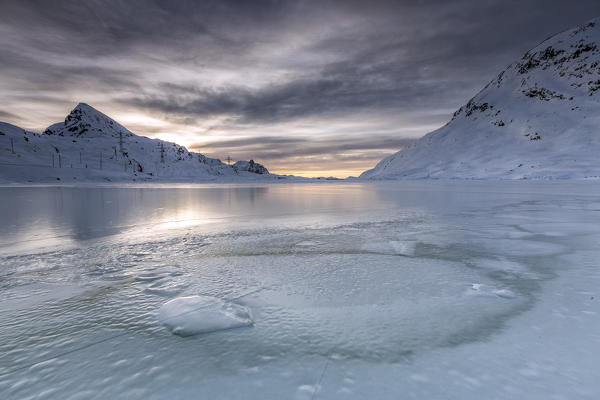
[44,103,132,138]
[72,102,95,113]
[68,103,112,123]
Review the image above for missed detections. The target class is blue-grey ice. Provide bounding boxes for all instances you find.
[1,181,599,399]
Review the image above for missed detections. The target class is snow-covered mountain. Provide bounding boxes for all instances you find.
[0,103,274,183]
[232,160,269,174]
[361,18,600,180]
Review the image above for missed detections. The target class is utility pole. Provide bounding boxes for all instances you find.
[227,155,231,165]
[52,153,55,168]
[58,154,62,168]
[160,143,165,164]
[10,138,14,154]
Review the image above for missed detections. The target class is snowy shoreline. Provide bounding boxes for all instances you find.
[3,178,600,190]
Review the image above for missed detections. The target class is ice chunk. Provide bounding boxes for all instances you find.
[468,283,517,299]
[157,295,253,336]
[295,240,319,247]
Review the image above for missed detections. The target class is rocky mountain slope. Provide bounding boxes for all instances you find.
[232,160,269,174]
[361,17,600,180]
[0,103,272,183]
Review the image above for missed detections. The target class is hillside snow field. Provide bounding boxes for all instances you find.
[361,18,600,180]
[0,103,275,183]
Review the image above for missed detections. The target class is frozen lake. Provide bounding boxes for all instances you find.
[1,181,599,399]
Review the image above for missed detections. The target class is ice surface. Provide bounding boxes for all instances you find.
[158,296,253,336]
[1,181,600,399]
[360,240,416,256]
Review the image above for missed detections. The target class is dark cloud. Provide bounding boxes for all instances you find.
[190,135,414,177]
[191,135,416,160]
[0,110,22,123]
[2,0,600,176]
[115,0,600,123]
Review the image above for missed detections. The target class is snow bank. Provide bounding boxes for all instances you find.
[157,295,253,336]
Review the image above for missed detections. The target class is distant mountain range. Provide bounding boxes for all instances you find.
[0,103,276,183]
[361,17,600,180]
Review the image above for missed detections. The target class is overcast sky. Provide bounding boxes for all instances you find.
[2,0,600,177]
